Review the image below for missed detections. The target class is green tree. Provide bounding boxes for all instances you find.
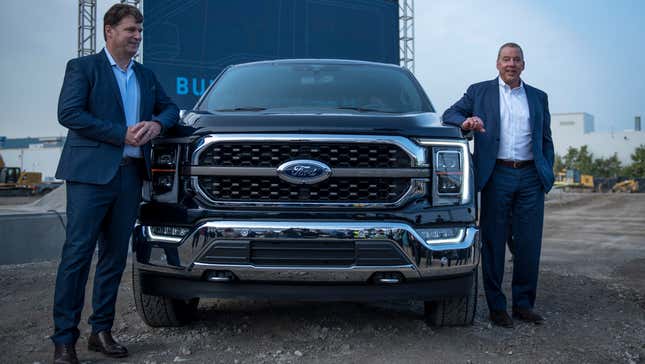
[624,144,645,178]
[563,147,579,170]
[553,154,564,174]
[590,153,622,177]
[563,145,594,174]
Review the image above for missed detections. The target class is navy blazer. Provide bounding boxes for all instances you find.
[56,50,179,184]
[442,78,555,192]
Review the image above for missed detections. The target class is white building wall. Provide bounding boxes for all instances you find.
[551,112,645,165]
[1,147,62,180]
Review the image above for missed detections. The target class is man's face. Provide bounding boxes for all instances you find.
[105,15,142,59]
[496,46,525,86]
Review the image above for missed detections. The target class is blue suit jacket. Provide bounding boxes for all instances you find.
[442,78,555,192]
[56,50,179,184]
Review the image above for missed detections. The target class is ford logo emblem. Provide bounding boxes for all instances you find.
[277,159,332,185]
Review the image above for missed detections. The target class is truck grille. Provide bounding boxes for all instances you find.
[198,176,410,202]
[191,135,429,207]
[198,142,412,168]
[197,240,410,267]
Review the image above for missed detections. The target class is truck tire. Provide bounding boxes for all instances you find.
[132,266,199,327]
[424,270,478,326]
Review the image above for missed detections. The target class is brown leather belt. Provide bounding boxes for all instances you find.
[496,159,534,169]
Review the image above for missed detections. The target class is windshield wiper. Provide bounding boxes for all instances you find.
[214,106,268,112]
[335,106,399,113]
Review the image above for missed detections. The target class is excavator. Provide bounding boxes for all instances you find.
[0,153,46,196]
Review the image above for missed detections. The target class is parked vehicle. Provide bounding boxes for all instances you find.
[132,59,480,327]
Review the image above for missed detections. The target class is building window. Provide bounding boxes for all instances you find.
[560,121,575,126]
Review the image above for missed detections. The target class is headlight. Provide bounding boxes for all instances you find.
[151,144,179,196]
[416,139,472,206]
[435,150,462,194]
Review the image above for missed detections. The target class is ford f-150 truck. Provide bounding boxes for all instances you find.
[132,59,480,327]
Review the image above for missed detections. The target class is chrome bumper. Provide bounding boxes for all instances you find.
[134,221,480,282]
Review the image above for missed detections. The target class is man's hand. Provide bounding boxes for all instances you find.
[461,116,486,132]
[125,121,162,146]
[125,123,145,146]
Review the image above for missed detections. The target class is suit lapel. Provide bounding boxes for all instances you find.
[486,78,501,140]
[98,50,126,120]
[133,62,148,121]
[524,83,538,135]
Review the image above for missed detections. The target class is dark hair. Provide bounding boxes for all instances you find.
[103,4,143,40]
[497,42,524,61]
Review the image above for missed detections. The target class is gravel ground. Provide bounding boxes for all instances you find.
[1,193,643,363]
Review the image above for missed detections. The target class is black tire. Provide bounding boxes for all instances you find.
[424,270,478,327]
[132,265,199,327]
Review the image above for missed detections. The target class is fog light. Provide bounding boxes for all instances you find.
[205,270,235,282]
[371,272,404,285]
[417,227,465,244]
[148,226,190,242]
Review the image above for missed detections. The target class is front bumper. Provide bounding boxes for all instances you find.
[133,220,480,283]
[137,270,476,301]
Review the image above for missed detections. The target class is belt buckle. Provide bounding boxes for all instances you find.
[513,160,520,168]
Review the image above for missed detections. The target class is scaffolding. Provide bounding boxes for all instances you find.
[77,0,97,57]
[77,0,142,61]
[399,0,415,73]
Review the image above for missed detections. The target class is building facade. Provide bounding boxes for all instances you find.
[0,137,65,180]
[551,113,644,165]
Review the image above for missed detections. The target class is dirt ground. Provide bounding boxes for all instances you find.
[1,193,643,363]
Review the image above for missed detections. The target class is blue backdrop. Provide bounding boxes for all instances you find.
[143,0,400,109]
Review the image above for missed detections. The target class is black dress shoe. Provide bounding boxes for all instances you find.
[512,307,545,324]
[489,310,514,328]
[88,331,128,358]
[54,343,79,364]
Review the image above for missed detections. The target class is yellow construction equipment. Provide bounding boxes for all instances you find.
[611,179,639,193]
[553,169,594,191]
[0,152,45,196]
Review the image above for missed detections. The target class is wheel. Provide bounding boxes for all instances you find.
[132,264,199,327]
[424,270,478,326]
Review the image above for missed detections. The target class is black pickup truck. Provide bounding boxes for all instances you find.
[132,59,480,327]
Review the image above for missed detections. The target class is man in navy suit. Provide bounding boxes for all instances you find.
[443,43,554,328]
[52,4,178,363]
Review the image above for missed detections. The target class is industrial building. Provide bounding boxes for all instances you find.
[551,113,644,165]
[0,136,64,180]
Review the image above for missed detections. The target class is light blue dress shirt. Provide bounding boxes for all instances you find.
[104,48,142,158]
[497,77,533,161]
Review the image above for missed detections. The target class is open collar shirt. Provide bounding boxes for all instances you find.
[497,77,533,161]
[104,47,142,158]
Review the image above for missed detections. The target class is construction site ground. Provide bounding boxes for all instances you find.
[1,192,644,363]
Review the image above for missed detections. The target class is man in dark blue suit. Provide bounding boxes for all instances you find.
[443,43,554,328]
[52,4,178,363]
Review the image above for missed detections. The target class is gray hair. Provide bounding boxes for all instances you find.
[497,42,524,61]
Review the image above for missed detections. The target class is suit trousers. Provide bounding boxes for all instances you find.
[480,163,544,312]
[52,162,141,345]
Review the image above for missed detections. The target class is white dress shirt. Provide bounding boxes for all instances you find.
[497,77,533,161]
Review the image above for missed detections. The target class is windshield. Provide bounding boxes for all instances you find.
[198,63,433,114]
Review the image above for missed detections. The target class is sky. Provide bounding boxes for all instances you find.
[0,0,643,138]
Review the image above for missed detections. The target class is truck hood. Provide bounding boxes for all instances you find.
[179,111,463,139]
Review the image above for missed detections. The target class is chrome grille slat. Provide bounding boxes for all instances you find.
[198,176,410,202]
[190,134,429,208]
[199,142,412,168]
